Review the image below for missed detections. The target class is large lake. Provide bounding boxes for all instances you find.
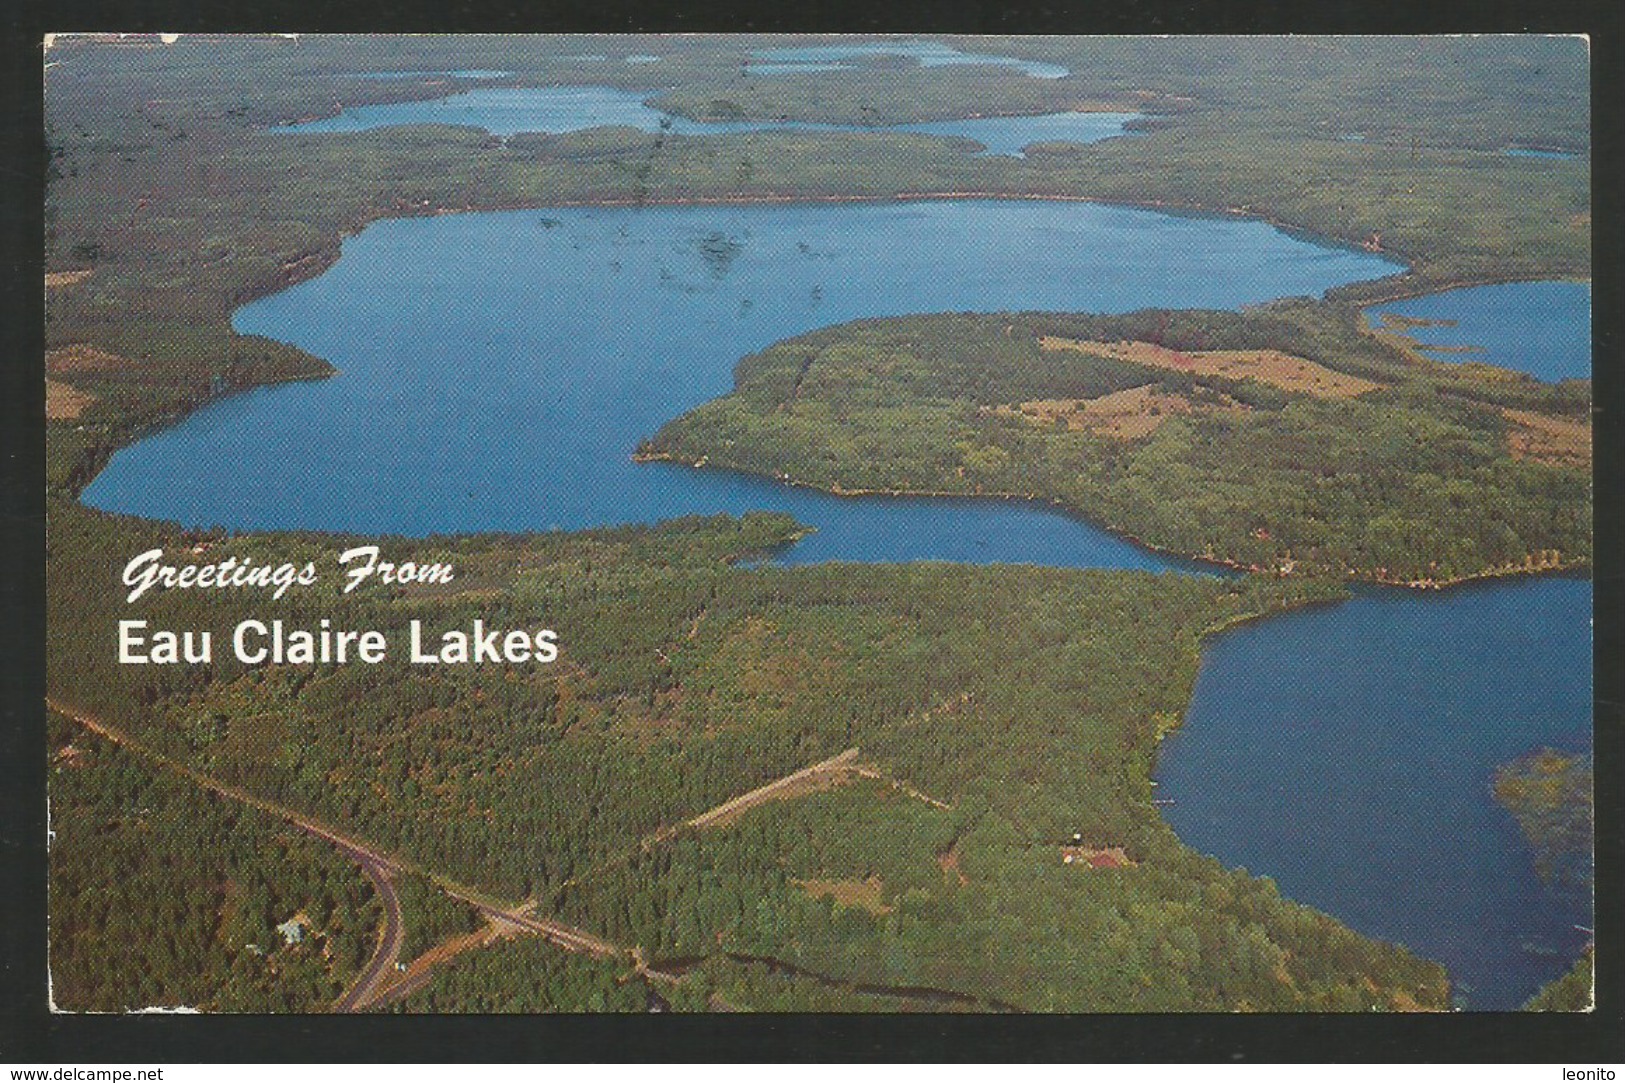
[85,199,1396,546]
[81,198,1589,1010]
[1159,578,1593,1009]
[278,84,1135,157]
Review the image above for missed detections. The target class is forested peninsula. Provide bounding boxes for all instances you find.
[639,305,1591,586]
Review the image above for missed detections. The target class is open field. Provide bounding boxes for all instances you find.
[45,379,95,420]
[45,269,92,289]
[1503,407,1591,469]
[997,384,1245,439]
[46,344,133,376]
[1039,337,1386,399]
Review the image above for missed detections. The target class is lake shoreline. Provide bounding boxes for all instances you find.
[68,196,1587,589]
[632,451,1590,591]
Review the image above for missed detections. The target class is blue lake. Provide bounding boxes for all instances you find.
[1504,147,1579,160]
[747,40,1070,79]
[1159,577,1593,1009]
[86,199,1396,543]
[1366,281,1592,381]
[345,70,513,80]
[277,84,1133,157]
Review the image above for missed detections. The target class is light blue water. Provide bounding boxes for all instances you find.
[1159,578,1593,1009]
[746,63,846,75]
[1366,281,1592,381]
[83,199,1397,548]
[345,70,512,80]
[890,111,1138,157]
[277,84,1135,157]
[749,40,1069,79]
[279,85,818,136]
[1504,147,1579,160]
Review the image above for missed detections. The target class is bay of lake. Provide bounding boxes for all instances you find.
[1366,280,1591,381]
[85,198,1397,550]
[1158,577,1593,1009]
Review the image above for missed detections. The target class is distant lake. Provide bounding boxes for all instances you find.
[1504,147,1579,160]
[1366,281,1591,381]
[84,198,1396,548]
[276,84,1133,157]
[345,70,513,80]
[747,40,1070,79]
[1159,577,1593,1009]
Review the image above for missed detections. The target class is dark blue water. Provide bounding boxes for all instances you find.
[1366,281,1591,381]
[1159,577,1593,1009]
[748,41,1069,79]
[84,200,1397,546]
[277,84,1133,156]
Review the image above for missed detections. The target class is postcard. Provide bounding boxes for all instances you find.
[39,32,1593,1018]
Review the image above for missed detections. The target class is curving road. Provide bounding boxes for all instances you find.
[331,851,403,1012]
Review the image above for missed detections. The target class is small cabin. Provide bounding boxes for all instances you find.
[1060,845,1135,870]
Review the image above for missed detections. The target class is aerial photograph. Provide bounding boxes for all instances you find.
[41,33,1592,1014]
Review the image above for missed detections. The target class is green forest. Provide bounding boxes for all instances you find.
[47,710,380,1012]
[40,35,1591,1014]
[48,499,1448,1011]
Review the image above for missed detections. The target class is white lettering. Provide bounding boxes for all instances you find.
[118,620,148,663]
[122,550,165,603]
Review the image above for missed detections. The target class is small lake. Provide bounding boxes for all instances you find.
[1503,147,1579,160]
[1158,577,1593,1009]
[84,199,1396,544]
[345,70,513,80]
[1366,280,1592,381]
[276,84,1133,157]
[747,40,1070,79]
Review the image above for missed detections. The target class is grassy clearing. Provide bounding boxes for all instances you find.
[1503,408,1591,469]
[794,876,893,916]
[46,379,95,420]
[997,384,1246,439]
[1040,337,1385,399]
[46,344,134,376]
